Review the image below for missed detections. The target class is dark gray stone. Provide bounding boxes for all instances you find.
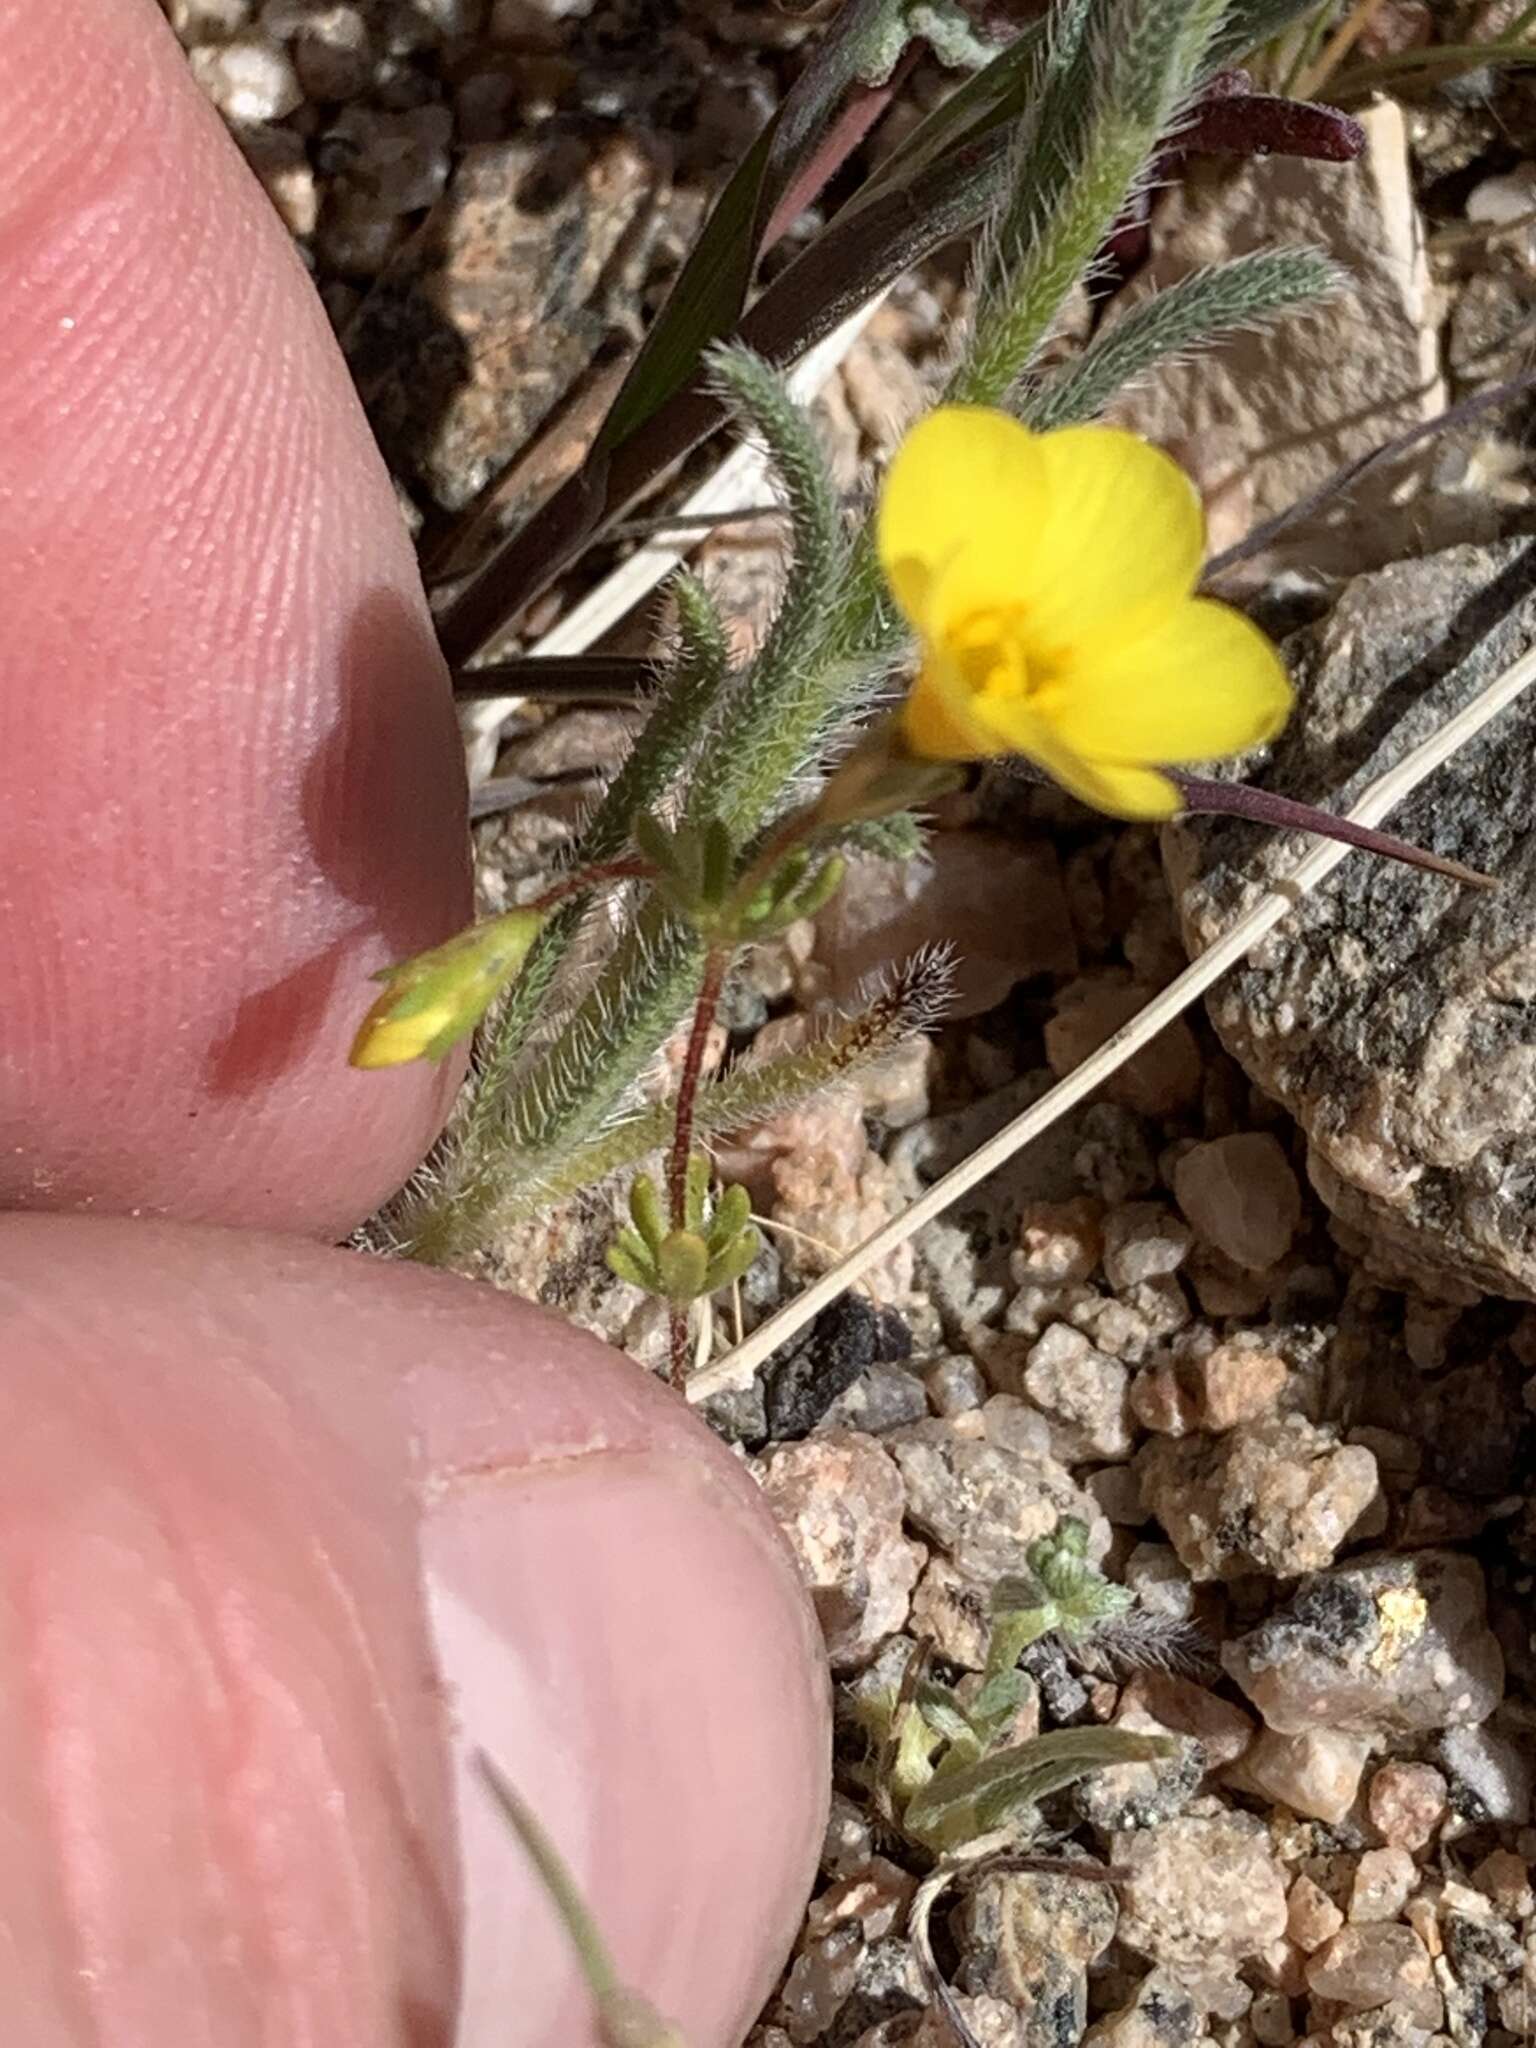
[1165,539,1536,1302]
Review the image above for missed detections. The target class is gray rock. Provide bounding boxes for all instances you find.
[818,1363,929,1439]
[1083,1971,1205,2048]
[889,1419,1108,1585]
[346,134,656,511]
[824,1936,926,2048]
[1165,538,1536,1303]
[957,1866,1118,2047]
[1305,1925,1441,2027]
[1138,1413,1379,1582]
[1115,1808,1288,1970]
[1071,1708,1205,1832]
[1223,1549,1505,1735]
[776,1920,864,2043]
[754,1433,925,1671]
[1436,1721,1535,1823]
[1108,102,1449,584]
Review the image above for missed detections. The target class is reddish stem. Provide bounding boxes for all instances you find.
[528,858,651,915]
[666,946,729,1386]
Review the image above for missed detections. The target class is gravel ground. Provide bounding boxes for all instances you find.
[167,6,1536,2046]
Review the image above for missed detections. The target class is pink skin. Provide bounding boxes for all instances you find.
[0,1218,830,2046]
[0,2,831,2041]
[0,0,469,1236]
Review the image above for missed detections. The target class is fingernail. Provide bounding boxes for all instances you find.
[421,1448,828,2048]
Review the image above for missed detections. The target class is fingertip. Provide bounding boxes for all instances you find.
[0,0,470,1234]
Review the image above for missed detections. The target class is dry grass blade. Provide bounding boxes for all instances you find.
[686,641,1536,1403]
[1293,0,1389,99]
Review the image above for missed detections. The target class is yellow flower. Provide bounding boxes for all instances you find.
[877,406,1292,819]
[349,907,546,1069]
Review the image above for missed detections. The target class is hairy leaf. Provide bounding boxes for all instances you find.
[903,1728,1175,1851]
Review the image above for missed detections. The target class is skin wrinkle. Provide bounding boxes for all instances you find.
[0,1260,458,2044]
[0,1220,829,2044]
[0,1549,101,2043]
[2,1388,247,2047]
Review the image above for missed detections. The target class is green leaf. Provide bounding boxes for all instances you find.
[711,1180,752,1245]
[683,1153,711,1235]
[703,1229,762,1294]
[605,1236,654,1291]
[903,1729,1176,1852]
[628,1174,667,1254]
[657,1231,711,1302]
[1024,247,1341,430]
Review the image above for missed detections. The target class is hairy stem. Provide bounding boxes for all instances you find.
[667,947,728,1383]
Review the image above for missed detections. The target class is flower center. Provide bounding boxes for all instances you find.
[948,605,1035,707]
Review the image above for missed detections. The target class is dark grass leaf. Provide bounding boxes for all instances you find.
[1179,87,1365,159]
[596,0,918,453]
[435,116,1016,668]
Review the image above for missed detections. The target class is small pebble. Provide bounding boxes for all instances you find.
[1116,1810,1288,1970]
[821,1793,875,1879]
[1173,1133,1303,1272]
[1348,1846,1417,1923]
[1014,1198,1104,1285]
[1084,1971,1202,2048]
[776,1921,863,2043]
[1102,1202,1191,1290]
[1233,1727,1373,1825]
[909,1555,991,1670]
[189,33,305,122]
[1367,1762,1448,1850]
[1305,1924,1440,2026]
[1022,1324,1132,1461]
[293,4,375,101]
[753,1432,924,1670]
[1122,1673,1256,1769]
[327,101,453,214]
[1131,1337,1288,1436]
[1250,1989,1296,2046]
[170,0,254,32]
[1471,1846,1533,1915]
[890,1418,1108,1584]
[1437,1722,1534,1824]
[1047,972,1203,1117]
[1085,1463,1147,1526]
[1140,1415,1378,1582]
[924,1353,987,1417]
[1288,1873,1346,1953]
[1123,1542,1197,1621]
[1225,1550,1503,1736]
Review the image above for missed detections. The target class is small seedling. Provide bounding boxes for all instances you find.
[606,1156,761,1309]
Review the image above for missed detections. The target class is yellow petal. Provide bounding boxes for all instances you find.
[901,649,1012,759]
[877,406,1047,630]
[999,426,1205,654]
[1042,597,1292,765]
[1026,731,1183,820]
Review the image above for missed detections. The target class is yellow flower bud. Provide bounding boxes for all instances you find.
[349,907,546,1070]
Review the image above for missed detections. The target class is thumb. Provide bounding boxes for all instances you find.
[0,1215,829,2047]
[0,0,469,1237]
